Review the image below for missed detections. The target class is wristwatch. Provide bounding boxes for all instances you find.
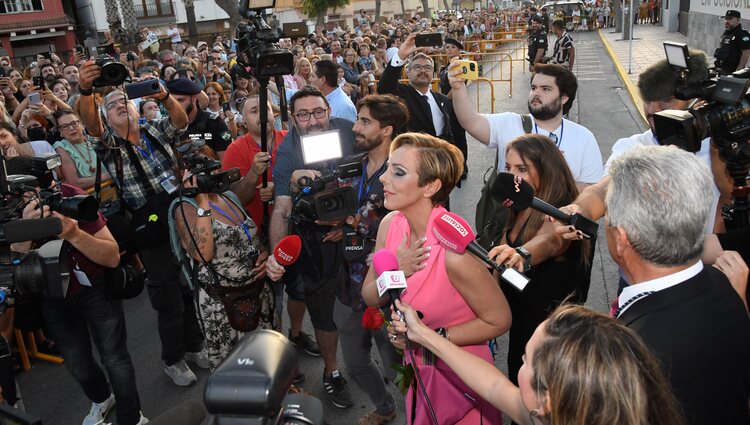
[515,246,532,272]
[196,207,212,217]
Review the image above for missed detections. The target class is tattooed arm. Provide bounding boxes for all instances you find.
[174,194,215,262]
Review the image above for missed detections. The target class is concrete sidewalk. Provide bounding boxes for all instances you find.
[598,23,687,122]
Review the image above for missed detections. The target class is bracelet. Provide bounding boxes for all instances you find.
[436,327,450,341]
[79,87,93,96]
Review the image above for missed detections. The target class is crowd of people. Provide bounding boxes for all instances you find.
[0,4,747,425]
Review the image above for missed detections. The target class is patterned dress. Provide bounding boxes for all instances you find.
[193,198,280,370]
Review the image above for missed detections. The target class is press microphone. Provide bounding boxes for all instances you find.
[373,249,407,315]
[490,172,598,239]
[1,217,63,244]
[148,399,207,425]
[273,235,302,267]
[432,211,531,292]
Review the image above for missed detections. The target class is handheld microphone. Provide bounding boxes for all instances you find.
[148,399,206,425]
[432,211,531,292]
[273,235,302,267]
[372,249,407,315]
[490,172,598,239]
[1,217,63,244]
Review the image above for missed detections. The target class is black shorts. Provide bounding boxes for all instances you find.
[286,270,342,332]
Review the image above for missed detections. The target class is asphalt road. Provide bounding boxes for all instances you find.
[17,31,648,425]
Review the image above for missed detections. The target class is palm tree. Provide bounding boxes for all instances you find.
[375,0,381,20]
[183,0,199,39]
[420,0,429,17]
[303,0,350,27]
[119,0,139,43]
[215,0,242,34]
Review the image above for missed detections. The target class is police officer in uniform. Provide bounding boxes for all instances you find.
[166,78,233,158]
[715,10,750,74]
[528,15,548,73]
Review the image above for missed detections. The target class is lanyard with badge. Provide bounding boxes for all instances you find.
[209,197,254,243]
[535,120,564,148]
[134,130,178,194]
[344,158,387,262]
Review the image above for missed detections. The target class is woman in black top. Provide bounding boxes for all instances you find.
[488,133,592,386]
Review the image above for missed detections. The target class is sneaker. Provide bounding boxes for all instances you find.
[82,393,115,425]
[164,360,197,386]
[185,349,210,369]
[288,330,321,357]
[357,409,397,425]
[323,369,353,409]
[134,412,149,425]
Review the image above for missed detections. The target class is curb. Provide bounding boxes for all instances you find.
[597,29,647,125]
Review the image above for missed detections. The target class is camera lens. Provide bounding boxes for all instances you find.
[54,195,99,222]
[320,197,341,212]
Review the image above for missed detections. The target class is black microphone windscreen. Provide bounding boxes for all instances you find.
[490,172,534,211]
[4,218,62,243]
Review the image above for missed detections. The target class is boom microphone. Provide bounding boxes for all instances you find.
[149,399,206,425]
[432,211,531,292]
[273,235,302,266]
[372,249,407,314]
[1,217,63,244]
[490,172,598,239]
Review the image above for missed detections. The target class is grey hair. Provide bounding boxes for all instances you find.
[407,53,434,71]
[605,145,712,266]
[100,90,137,121]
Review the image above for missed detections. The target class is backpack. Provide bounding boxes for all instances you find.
[474,114,533,251]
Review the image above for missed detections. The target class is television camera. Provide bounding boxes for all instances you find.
[177,139,241,197]
[652,41,750,229]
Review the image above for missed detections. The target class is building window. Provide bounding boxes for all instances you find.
[134,0,173,18]
[0,0,43,14]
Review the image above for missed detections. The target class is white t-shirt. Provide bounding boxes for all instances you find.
[167,27,181,44]
[386,47,400,62]
[605,130,719,232]
[483,112,603,184]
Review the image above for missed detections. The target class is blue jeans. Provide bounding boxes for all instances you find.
[41,286,142,425]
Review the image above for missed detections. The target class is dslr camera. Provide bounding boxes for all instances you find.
[93,54,130,87]
[178,139,241,197]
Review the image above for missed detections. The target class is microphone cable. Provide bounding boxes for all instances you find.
[400,316,439,425]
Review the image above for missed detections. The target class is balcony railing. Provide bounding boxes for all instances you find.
[134,0,173,18]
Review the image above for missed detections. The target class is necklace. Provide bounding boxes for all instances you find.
[70,139,95,173]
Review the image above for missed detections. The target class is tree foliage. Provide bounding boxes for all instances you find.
[302,0,351,25]
[215,0,242,33]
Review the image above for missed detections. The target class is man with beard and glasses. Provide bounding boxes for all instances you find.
[449,62,602,190]
[169,78,232,160]
[378,32,468,180]
[334,94,406,425]
[266,86,356,409]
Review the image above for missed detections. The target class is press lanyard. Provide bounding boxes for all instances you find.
[133,133,164,171]
[209,199,253,242]
[534,119,564,148]
[357,158,387,206]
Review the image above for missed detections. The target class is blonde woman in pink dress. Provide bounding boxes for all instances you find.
[363,133,510,425]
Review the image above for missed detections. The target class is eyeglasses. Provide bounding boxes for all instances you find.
[58,120,80,131]
[295,108,327,122]
[410,64,433,72]
[105,97,129,110]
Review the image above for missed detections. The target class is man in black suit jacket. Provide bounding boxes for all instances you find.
[606,145,750,425]
[377,32,468,178]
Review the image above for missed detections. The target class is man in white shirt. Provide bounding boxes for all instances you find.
[309,60,357,122]
[449,61,602,189]
[167,23,182,51]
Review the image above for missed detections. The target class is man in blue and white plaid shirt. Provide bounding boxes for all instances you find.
[77,61,208,387]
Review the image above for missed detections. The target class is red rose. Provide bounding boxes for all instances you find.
[361,306,385,330]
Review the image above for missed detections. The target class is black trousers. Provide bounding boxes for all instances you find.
[140,242,204,366]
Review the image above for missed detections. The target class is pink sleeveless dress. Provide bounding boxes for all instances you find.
[385,206,503,425]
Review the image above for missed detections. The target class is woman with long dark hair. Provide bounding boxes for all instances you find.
[488,133,592,389]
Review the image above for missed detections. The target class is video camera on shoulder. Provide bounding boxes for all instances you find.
[291,130,363,222]
[177,138,241,197]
